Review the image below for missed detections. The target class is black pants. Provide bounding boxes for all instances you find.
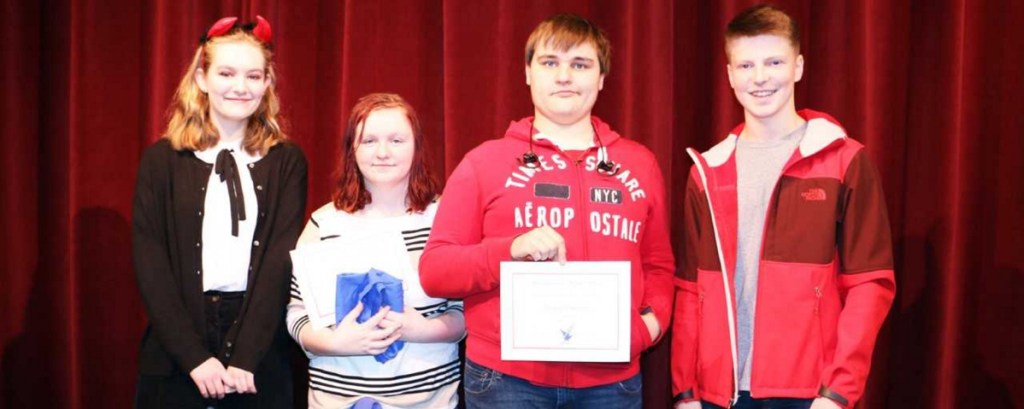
[134,291,292,409]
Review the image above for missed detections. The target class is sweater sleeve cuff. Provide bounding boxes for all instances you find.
[819,385,851,408]
[672,387,697,403]
[228,344,265,372]
[180,347,214,375]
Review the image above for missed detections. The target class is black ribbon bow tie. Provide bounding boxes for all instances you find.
[214,149,247,237]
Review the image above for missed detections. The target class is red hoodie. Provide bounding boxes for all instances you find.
[420,116,675,388]
[671,110,895,408]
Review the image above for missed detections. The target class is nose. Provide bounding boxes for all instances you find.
[555,64,572,83]
[374,141,391,158]
[753,65,767,84]
[230,76,249,94]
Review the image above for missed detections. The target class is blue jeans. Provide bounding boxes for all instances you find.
[701,391,812,409]
[463,359,642,409]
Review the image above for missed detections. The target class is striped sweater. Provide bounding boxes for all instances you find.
[287,201,462,409]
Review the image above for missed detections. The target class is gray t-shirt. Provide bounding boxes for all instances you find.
[735,124,806,391]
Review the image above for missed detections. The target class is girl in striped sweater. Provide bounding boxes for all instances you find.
[287,93,464,409]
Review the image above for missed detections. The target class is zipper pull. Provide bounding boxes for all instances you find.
[814,286,822,314]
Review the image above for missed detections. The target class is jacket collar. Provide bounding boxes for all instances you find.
[701,109,847,167]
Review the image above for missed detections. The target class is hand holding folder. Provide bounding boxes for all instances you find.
[335,268,405,363]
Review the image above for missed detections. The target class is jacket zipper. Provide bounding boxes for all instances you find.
[814,286,822,314]
[699,291,705,317]
[572,153,590,260]
[686,148,740,406]
[815,285,825,365]
[570,148,597,387]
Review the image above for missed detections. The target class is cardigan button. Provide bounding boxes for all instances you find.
[256,185,263,191]
[248,163,254,169]
[196,242,201,247]
[253,240,260,247]
[196,270,201,275]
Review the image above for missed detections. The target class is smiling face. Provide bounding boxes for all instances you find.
[195,40,269,130]
[525,41,606,127]
[726,34,804,124]
[354,107,415,191]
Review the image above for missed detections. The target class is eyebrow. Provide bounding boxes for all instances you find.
[536,54,596,63]
[212,65,265,73]
[733,55,786,63]
[362,132,409,139]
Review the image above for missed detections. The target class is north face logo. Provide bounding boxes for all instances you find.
[801,188,827,201]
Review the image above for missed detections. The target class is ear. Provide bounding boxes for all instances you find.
[794,54,805,83]
[525,65,532,86]
[194,68,208,93]
[598,73,606,91]
[726,64,736,88]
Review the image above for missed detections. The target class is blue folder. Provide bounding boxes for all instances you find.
[335,268,405,363]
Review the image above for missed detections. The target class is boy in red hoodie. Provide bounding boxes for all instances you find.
[420,13,674,409]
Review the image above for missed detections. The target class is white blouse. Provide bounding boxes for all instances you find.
[194,139,261,292]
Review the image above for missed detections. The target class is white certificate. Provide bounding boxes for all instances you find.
[289,231,410,329]
[500,261,631,362]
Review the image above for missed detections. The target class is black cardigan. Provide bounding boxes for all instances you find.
[132,138,307,375]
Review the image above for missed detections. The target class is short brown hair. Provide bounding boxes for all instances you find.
[525,14,611,74]
[332,93,439,214]
[725,4,800,55]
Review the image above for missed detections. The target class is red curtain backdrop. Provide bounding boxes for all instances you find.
[2,0,1022,408]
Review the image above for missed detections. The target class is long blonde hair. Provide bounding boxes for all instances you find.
[163,29,285,155]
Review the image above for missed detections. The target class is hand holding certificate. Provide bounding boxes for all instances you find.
[500,261,631,362]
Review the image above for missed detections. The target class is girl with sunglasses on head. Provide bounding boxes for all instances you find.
[132,15,306,408]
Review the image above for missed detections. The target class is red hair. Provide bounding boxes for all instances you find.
[332,93,439,214]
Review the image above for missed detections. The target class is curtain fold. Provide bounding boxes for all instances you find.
[2,0,1022,408]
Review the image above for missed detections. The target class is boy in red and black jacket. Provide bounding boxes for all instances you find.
[672,5,896,409]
